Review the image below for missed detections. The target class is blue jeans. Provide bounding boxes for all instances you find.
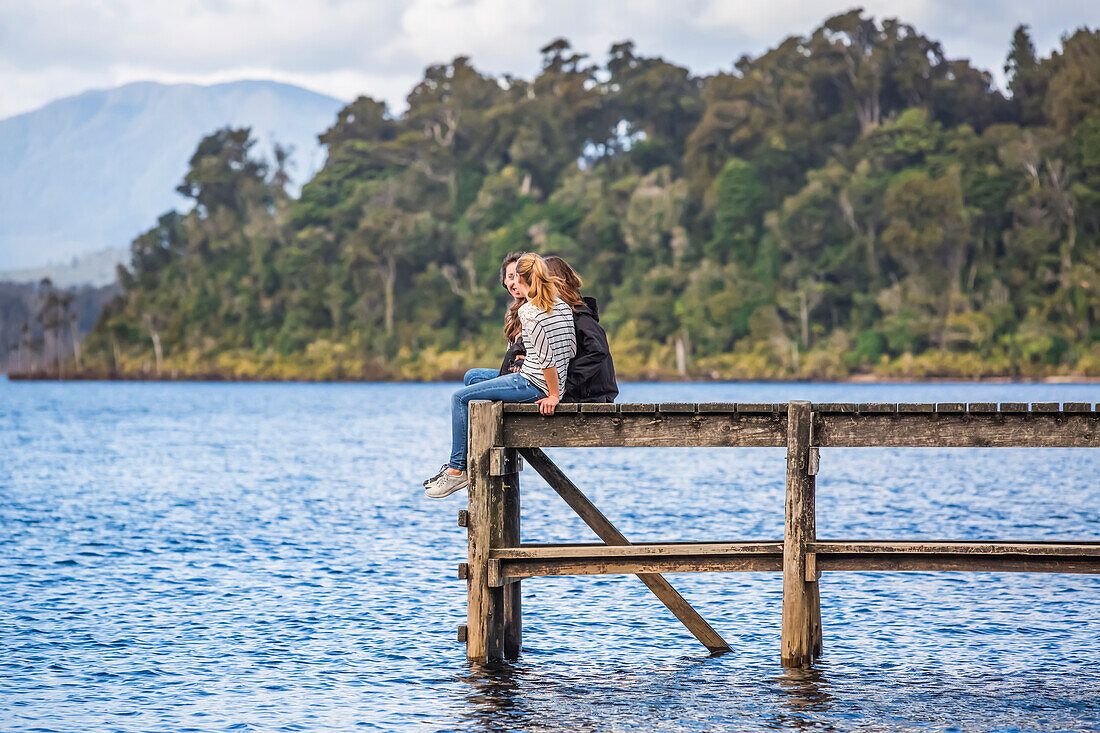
[450,369,543,471]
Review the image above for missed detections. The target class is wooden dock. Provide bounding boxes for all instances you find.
[457,400,1100,666]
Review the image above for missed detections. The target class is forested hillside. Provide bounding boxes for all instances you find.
[73,11,1100,381]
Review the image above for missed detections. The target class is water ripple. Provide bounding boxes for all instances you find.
[1,380,1098,731]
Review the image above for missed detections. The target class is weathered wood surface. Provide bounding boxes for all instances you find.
[491,542,784,559]
[811,541,1100,555]
[815,413,1100,447]
[465,400,506,662]
[781,401,821,667]
[518,447,731,653]
[502,402,1096,414]
[506,413,787,447]
[486,541,1100,579]
[497,555,783,579]
[501,403,1099,448]
[501,448,522,660]
[817,555,1100,573]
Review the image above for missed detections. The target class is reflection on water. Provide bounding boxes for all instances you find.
[1,380,1099,731]
[773,667,834,731]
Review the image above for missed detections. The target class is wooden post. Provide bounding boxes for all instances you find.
[466,400,505,662]
[502,447,522,659]
[781,400,822,666]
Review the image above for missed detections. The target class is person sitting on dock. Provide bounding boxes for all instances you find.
[461,251,529,389]
[544,256,618,404]
[424,253,577,498]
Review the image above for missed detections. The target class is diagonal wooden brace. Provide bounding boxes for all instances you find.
[518,447,731,653]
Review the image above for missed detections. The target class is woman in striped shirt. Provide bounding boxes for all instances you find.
[424,253,577,498]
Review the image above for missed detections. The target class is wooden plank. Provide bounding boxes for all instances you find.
[465,400,506,662]
[814,413,1100,447]
[579,403,619,413]
[619,403,657,413]
[967,403,997,413]
[491,542,784,559]
[858,403,897,413]
[811,541,1100,556]
[458,563,469,579]
[489,447,522,476]
[737,403,784,413]
[1031,402,1060,413]
[936,402,965,413]
[999,402,1029,413]
[1064,402,1094,413]
[458,510,469,527]
[457,625,467,643]
[503,403,541,413]
[697,403,738,412]
[518,447,731,653]
[804,553,818,582]
[501,448,522,660]
[807,447,820,476]
[504,413,787,447]
[815,403,857,413]
[897,403,935,413]
[781,400,821,667]
[659,403,697,413]
[498,555,783,578]
[817,554,1100,574]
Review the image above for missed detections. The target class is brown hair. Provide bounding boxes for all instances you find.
[543,256,585,309]
[500,251,526,342]
[516,253,560,314]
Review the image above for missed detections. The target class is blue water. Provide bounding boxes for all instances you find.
[2,379,1099,732]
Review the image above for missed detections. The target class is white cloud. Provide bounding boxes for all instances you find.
[0,0,1095,119]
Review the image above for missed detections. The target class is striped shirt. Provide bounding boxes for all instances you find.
[518,299,576,396]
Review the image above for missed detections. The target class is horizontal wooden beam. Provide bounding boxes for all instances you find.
[492,541,784,559]
[501,406,1100,448]
[503,402,1096,415]
[497,555,783,579]
[488,540,1100,580]
[505,412,787,447]
[817,554,1100,574]
[814,413,1100,447]
[810,541,1100,556]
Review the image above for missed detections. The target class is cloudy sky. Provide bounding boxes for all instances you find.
[1,0,1096,120]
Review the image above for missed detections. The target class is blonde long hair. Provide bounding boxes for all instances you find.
[516,253,561,314]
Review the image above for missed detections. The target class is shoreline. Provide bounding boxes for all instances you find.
[6,371,1100,385]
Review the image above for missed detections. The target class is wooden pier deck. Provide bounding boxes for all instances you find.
[457,401,1100,666]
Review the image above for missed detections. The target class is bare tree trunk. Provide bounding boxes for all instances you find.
[383,254,396,337]
[112,337,121,374]
[69,318,82,371]
[800,290,809,348]
[151,330,163,376]
[674,331,690,377]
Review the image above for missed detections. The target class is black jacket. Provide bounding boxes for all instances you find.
[563,297,618,403]
[498,338,526,376]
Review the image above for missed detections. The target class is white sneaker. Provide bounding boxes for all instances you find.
[423,464,448,487]
[424,470,468,498]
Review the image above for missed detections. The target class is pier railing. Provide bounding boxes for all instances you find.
[457,400,1100,666]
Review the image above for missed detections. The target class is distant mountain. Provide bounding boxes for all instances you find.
[0,246,130,288]
[0,80,346,271]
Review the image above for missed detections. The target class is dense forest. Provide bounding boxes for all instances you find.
[1,280,119,374]
[63,11,1100,381]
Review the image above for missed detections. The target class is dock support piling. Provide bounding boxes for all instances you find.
[502,447,522,659]
[781,400,822,667]
[466,400,506,662]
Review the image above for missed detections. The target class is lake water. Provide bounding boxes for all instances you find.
[2,379,1099,731]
